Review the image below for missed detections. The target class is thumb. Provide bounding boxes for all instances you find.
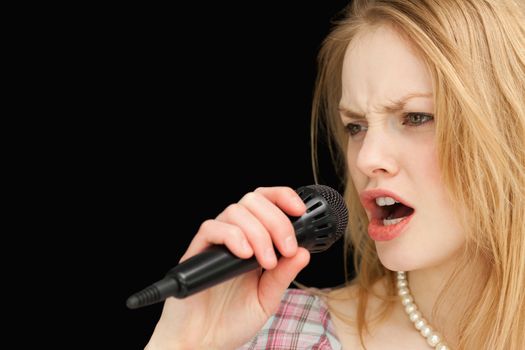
[256,248,311,316]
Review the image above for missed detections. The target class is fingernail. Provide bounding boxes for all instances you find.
[265,247,276,265]
[285,236,296,253]
[241,239,251,253]
[295,196,305,207]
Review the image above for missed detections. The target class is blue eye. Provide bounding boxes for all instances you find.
[345,123,367,136]
[402,113,434,126]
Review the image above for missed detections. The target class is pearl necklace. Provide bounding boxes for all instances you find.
[396,271,450,349]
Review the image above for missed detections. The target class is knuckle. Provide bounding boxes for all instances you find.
[240,191,260,204]
[254,186,267,194]
[225,225,243,239]
[223,203,242,217]
[199,219,215,232]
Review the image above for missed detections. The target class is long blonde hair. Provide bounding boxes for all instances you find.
[310,1,525,348]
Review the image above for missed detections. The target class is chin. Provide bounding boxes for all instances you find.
[378,256,417,272]
[376,244,462,273]
[375,242,428,272]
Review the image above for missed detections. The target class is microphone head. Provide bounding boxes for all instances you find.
[293,184,349,253]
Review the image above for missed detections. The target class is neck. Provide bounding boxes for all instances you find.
[408,258,457,319]
[406,253,486,346]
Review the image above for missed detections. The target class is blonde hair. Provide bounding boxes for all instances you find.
[310,0,525,348]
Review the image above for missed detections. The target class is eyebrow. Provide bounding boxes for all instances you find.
[338,92,433,120]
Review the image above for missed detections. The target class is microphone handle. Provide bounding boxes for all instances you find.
[168,211,314,299]
[166,211,323,299]
[167,245,266,298]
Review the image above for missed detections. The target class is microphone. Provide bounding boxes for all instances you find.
[126,184,348,309]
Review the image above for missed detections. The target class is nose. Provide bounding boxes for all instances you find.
[356,127,399,178]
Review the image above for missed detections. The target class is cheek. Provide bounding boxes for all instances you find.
[346,147,366,188]
[417,140,442,189]
[417,141,463,234]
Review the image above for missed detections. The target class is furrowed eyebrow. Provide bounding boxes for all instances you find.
[337,106,365,120]
[338,92,432,120]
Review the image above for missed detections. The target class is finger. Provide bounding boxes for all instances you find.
[254,186,306,217]
[257,248,311,317]
[239,190,301,259]
[180,219,254,263]
[216,203,277,269]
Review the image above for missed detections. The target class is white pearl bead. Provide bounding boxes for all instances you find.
[409,310,422,322]
[420,325,433,337]
[414,318,427,330]
[401,295,413,306]
[398,287,410,296]
[396,280,408,288]
[396,271,450,348]
[427,333,442,346]
[405,303,417,314]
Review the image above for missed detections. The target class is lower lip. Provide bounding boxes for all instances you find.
[367,214,414,241]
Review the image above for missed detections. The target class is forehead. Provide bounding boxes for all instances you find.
[341,25,432,108]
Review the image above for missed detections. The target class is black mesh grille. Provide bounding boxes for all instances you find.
[307,184,348,239]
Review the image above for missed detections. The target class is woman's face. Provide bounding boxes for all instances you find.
[340,25,465,271]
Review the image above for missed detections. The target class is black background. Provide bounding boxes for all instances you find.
[87,2,354,347]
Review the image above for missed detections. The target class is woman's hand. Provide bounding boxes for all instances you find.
[145,186,311,350]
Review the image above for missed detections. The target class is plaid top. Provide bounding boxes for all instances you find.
[238,288,342,350]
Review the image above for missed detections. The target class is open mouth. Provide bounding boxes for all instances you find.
[363,194,414,226]
[374,200,415,226]
[360,191,416,240]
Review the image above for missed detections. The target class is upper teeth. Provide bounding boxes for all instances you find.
[375,196,399,206]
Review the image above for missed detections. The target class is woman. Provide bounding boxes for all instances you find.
[146,1,525,349]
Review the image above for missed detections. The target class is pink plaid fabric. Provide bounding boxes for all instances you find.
[238,288,342,349]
